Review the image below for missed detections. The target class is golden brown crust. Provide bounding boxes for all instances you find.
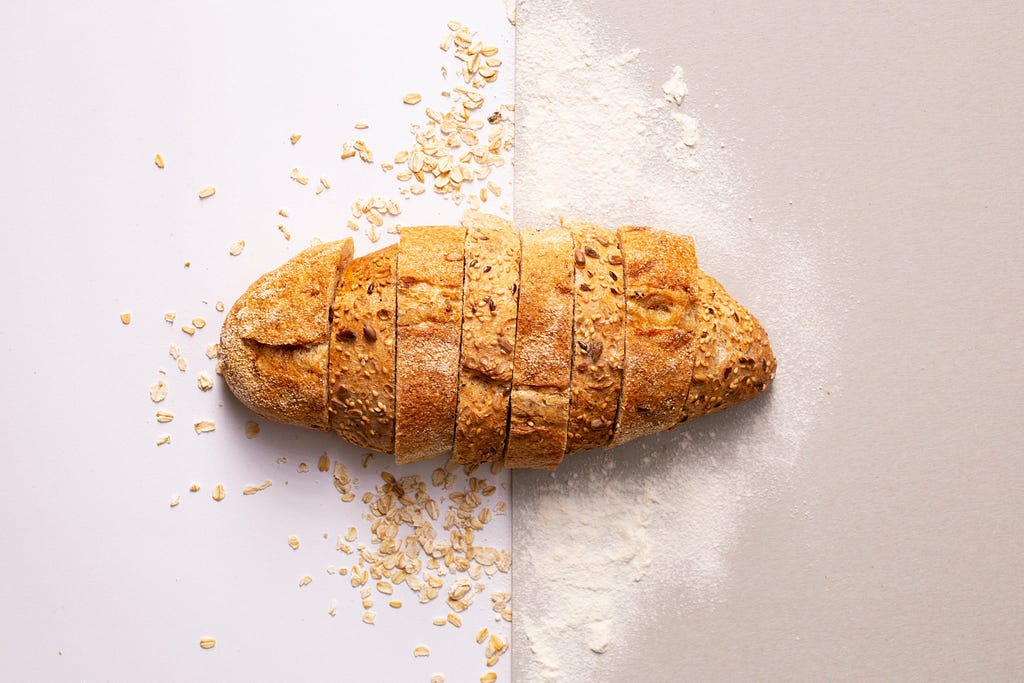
[681,270,777,421]
[612,226,697,445]
[394,226,467,463]
[564,220,626,453]
[327,244,398,454]
[452,213,520,465]
[220,240,354,430]
[504,227,574,470]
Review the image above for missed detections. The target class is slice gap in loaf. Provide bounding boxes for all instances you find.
[563,219,627,455]
[394,226,467,464]
[327,243,398,454]
[452,212,521,465]
[503,227,575,470]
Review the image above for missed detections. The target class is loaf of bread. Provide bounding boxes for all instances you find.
[220,214,776,469]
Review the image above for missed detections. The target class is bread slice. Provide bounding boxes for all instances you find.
[504,227,574,469]
[394,226,467,463]
[327,243,398,454]
[681,269,777,422]
[562,220,626,453]
[612,226,697,445]
[452,212,521,465]
[220,239,354,430]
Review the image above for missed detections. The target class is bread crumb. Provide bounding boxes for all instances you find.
[206,343,219,360]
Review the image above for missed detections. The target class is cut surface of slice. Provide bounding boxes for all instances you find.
[612,226,698,445]
[504,227,574,469]
[394,226,467,463]
[564,219,626,454]
[328,243,398,454]
[452,213,521,465]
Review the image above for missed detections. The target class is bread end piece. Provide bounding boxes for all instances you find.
[220,240,354,430]
[682,270,776,421]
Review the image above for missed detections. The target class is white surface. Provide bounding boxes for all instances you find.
[0,2,513,681]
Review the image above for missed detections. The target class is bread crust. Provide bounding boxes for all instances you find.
[504,227,574,469]
[220,240,353,430]
[612,226,697,445]
[564,219,626,453]
[394,226,467,463]
[452,213,520,465]
[327,243,398,453]
[681,270,777,421]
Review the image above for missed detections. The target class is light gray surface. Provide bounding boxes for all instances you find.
[512,1,1023,680]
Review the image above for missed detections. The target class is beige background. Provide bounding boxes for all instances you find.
[513,1,1023,680]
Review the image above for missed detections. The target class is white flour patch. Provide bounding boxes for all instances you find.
[513,1,837,681]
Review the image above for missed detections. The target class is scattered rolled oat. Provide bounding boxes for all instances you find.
[432,616,448,626]
[447,613,462,627]
[198,186,216,199]
[317,454,330,472]
[199,638,216,650]
[414,645,431,657]
[297,462,310,473]
[243,480,272,495]
[388,600,403,608]
[215,301,225,312]
[170,496,181,508]
[290,167,309,185]
[299,575,312,587]
[189,483,200,493]
[120,312,131,325]
[197,372,214,392]
[229,240,245,256]
[288,535,300,550]
[156,410,174,423]
[328,599,337,617]
[278,208,288,217]
[362,611,376,625]
[354,122,369,130]
[212,484,225,501]
[181,324,196,336]
[431,676,445,683]
[205,344,219,360]
[290,133,301,145]
[480,674,497,683]
[245,421,260,439]
[476,627,489,644]
[154,154,165,169]
[156,434,171,446]
[403,93,423,105]
[194,420,216,434]
[164,312,176,323]
[150,380,168,402]
[278,225,291,241]
[192,317,206,329]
